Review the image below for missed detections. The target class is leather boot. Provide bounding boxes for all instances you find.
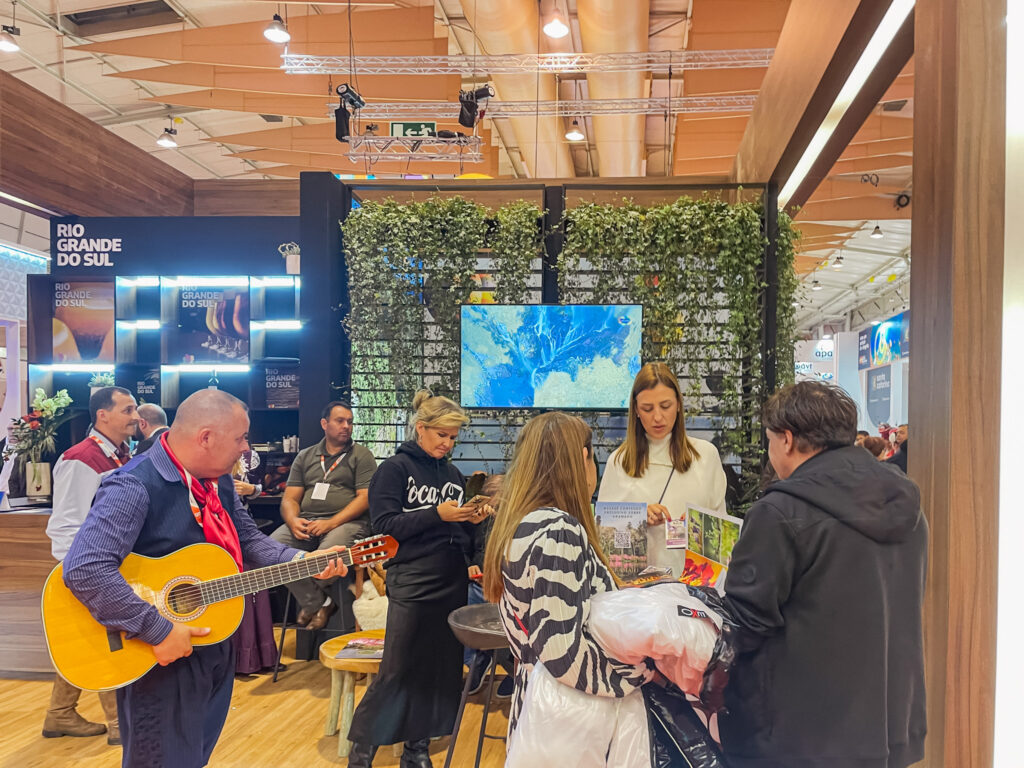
[98,690,120,746]
[347,742,378,768]
[41,676,107,738]
[400,738,432,768]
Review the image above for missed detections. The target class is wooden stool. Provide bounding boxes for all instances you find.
[319,630,402,759]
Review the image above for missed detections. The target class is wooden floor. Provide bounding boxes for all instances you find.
[0,632,510,768]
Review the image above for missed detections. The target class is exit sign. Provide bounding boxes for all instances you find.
[390,122,437,137]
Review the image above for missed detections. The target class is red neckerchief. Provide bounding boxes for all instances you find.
[160,432,243,570]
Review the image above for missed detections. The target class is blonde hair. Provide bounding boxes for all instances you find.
[411,389,469,431]
[618,362,697,478]
[483,412,615,602]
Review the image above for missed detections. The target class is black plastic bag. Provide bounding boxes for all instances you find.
[643,682,730,768]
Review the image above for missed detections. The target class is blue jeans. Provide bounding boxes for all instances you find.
[464,581,485,667]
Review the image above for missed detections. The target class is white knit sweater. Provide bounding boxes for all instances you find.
[597,434,727,577]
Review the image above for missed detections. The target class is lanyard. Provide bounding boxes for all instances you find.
[319,452,347,482]
[89,435,123,468]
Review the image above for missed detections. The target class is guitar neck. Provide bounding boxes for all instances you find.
[198,550,354,606]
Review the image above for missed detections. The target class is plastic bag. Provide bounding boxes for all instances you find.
[644,683,731,768]
[589,583,721,694]
[506,662,651,768]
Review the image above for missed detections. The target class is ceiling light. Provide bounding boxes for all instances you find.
[0,1,19,53]
[811,280,823,291]
[543,9,570,39]
[822,334,832,340]
[870,223,884,239]
[565,119,585,141]
[263,13,290,44]
[832,255,844,269]
[778,0,915,206]
[156,127,178,148]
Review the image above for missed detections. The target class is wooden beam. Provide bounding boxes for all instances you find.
[796,195,911,221]
[733,0,914,211]
[912,0,1004,765]
[828,154,913,175]
[0,70,193,216]
[72,7,440,68]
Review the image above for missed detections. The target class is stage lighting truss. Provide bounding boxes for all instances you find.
[324,95,756,120]
[345,135,484,163]
[284,48,773,76]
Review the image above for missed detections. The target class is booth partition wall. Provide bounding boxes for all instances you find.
[301,174,799,510]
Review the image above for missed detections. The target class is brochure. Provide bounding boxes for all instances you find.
[594,501,648,580]
[334,637,384,660]
[678,503,744,590]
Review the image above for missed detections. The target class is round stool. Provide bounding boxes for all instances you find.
[443,603,510,768]
[319,630,386,758]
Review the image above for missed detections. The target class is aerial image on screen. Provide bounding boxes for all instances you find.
[461,304,642,409]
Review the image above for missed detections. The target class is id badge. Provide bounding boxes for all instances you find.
[311,482,330,501]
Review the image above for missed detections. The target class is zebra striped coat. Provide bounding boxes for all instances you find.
[498,507,653,738]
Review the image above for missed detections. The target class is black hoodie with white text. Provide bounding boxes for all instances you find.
[368,440,472,566]
[720,445,927,768]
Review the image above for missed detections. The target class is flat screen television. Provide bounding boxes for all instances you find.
[460,304,643,410]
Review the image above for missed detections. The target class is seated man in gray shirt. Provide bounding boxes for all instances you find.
[271,400,377,630]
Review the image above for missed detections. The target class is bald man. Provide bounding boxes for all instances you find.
[133,403,169,455]
[63,390,348,768]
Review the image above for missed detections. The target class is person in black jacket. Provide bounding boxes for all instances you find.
[720,381,927,768]
[347,390,490,768]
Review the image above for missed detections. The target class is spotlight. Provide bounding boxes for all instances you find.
[565,118,585,141]
[870,223,884,239]
[0,1,20,53]
[335,106,351,142]
[543,9,570,39]
[337,83,365,110]
[458,84,494,129]
[263,13,290,43]
[156,126,178,148]
[811,280,823,291]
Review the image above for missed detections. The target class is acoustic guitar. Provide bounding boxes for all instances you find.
[41,535,397,692]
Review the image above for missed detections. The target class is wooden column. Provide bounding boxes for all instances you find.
[911,0,1005,765]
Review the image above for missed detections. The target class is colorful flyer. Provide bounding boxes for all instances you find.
[679,503,743,590]
[595,501,648,580]
[665,516,689,549]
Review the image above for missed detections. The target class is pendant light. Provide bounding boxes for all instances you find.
[870,223,884,239]
[811,280,823,291]
[543,9,569,39]
[263,6,290,44]
[565,119,585,142]
[0,0,20,53]
[156,117,179,148]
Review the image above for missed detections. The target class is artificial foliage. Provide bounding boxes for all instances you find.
[341,196,543,455]
[558,196,798,502]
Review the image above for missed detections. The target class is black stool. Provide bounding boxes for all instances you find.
[444,603,510,768]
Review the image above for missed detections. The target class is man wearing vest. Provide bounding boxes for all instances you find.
[270,400,377,630]
[43,386,138,745]
[62,389,347,767]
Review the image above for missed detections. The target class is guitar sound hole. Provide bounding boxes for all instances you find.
[166,582,203,616]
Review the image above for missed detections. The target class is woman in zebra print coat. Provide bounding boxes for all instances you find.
[482,412,653,741]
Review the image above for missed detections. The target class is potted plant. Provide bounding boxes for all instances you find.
[2,388,74,499]
[88,371,115,397]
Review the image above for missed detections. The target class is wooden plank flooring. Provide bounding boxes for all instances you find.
[0,632,510,768]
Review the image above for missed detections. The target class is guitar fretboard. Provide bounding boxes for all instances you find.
[198,549,354,605]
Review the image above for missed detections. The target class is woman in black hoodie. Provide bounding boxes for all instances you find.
[347,390,489,768]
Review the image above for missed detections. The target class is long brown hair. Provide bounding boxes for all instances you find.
[617,362,697,478]
[483,412,613,602]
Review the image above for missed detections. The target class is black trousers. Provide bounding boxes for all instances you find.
[348,548,469,745]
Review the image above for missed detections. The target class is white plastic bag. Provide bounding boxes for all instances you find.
[506,662,650,768]
[588,584,721,694]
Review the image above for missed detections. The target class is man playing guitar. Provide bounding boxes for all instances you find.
[62,389,346,767]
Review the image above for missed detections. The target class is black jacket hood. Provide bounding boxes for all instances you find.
[396,440,436,462]
[764,444,922,543]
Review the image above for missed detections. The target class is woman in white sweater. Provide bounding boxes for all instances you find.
[598,362,727,577]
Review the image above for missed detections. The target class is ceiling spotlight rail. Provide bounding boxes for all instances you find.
[345,135,484,163]
[324,95,756,119]
[284,48,774,76]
